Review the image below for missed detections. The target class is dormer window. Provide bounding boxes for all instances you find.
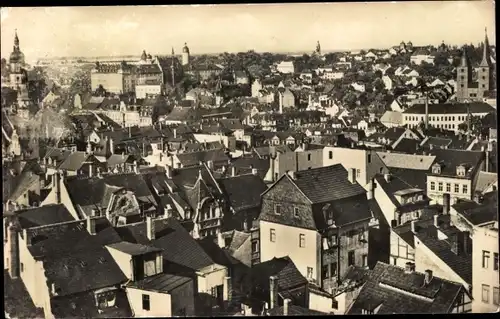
[456,165,466,177]
[432,163,441,174]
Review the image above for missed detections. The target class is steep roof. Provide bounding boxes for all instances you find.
[251,256,308,291]
[14,204,75,229]
[428,149,484,178]
[219,174,268,212]
[377,152,436,170]
[348,262,466,314]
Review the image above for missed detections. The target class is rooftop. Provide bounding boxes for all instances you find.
[404,102,495,115]
[126,273,192,293]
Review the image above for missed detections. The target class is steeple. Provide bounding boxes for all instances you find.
[171,47,175,87]
[14,29,20,49]
[459,46,470,67]
[316,41,321,55]
[480,27,491,67]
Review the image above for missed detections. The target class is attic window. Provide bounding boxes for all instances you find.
[456,165,466,177]
[432,163,441,174]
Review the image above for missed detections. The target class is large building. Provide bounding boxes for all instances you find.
[456,29,494,102]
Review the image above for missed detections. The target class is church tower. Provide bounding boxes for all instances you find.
[182,43,190,66]
[9,30,26,89]
[316,41,321,56]
[456,46,472,102]
[477,27,492,98]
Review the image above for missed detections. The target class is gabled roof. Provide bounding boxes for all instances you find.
[57,152,93,171]
[175,149,229,167]
[219,174,268,212]
[377,152,436,170]
[348,262,466,314]
[251,256,308,291]
[452,192,498,226]
[14,204,75,229]
[428,149,484,178]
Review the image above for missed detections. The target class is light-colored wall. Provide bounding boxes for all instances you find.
[403,112,490,132]
[472,226,499,313]
[91,73,125,94]
[192,134,236,151]
[373,177,397,225]
[41,181,79,220]
[126,287,172,317]
[309,291,335,314]
[106,246,133,280]
[135,85,161,99]
[260,220,321,282]
[390,230,415,267]
[427,175,473,205]
[414,236,470,290]
[197,266,227,294]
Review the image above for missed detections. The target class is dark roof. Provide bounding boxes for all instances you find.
[386,168,428,191]
[164,107,196,122]
[14,204,75,229]
[176,149,229,167]
[393,138,421,154]
[115,217,215,271]
[393,214,451,248]
[107,241,163,256]
[230,156,270,179]
[348,262,465,314]
[452,192,498,225]
[428,149,484,178]
[126,273,192,293]
[268,305,326,316]
[382,127,406,142]
[7,171,40,202]
[291,164,367,203]
[404,102,495,114]
[58,152,92,171]
[219,174,268,212]
[197,237,242,267]
[251,256,308,291]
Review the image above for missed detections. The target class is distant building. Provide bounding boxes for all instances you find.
[276,61,295,74]
[181,42,190,66]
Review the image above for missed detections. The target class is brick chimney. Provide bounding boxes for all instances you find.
[223,276,232,302]
[347,168,356,184]
[283,298,291,315]
[146,216,155,241]
[269,276,278,309]
[367,178,375,200]
[52,172,61,204]
[442,193,450,215]
[166,165,172,179]
[87,216,96,235]
[384,173,391,183]
[8,224,20,278]
[404,262,415,274]
[433,214,439,228]
[231,166,236,177]
[411,220,417,234]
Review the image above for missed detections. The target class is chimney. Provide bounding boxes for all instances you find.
[451,233,460,255]
[287,170,296,180]
[367,179,375,200]
[283,299,291,315]
[278,92,283,114]
[217,231,225,248]
[224,276,232,302]
[404,262,415,274]
[173,128,177,138]
[207,160,214,170]
[53,172,61,204]
[51,283,57,296]
[411,220,417,233]
[128,126,132,138]
[269,276,278,309]
[302,142,308,151]
[165,204,173,218]
[384,173,391,183]
[86,216,96,235]
[433,214,439,228]
[231,166,236,177]
[424,269,433,285]
[462,231,471,254]
[166,165,172,179]
[89,163,93,178]
[109,138,114,155]
[252,168,258,176]
[146,216,155,241]
[348,168,356,184]
[133,160,138,174]
[443,193,450,215]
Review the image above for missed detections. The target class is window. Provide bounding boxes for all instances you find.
[362,254,368,267]
[483,251,490,269]
[144,258,157,277]
[20,263,24,272]
[367,154,372,163]
[460,76,464,80]
[446,183,451,192]
[462,185,468,194]
[348,250,355,266]
[461,84,464,88]
[307,267,314,279]
[322,265,329,279]
[308,154,311,161]
[356,169,361,178]
[251,241,259,253]
[299,234,306,248]
[482,84,486,88]
[270,229,276,242]
[294,207,299,218]
[494,287,500,306]
[494,253,499,271]
[274,204,281,215]
[482,284,490,303]
[454,184,459,193]
[430,182,435,191]
[142,294,150,311]
[438,182,443,192]
[329,151,333,159]
[331,262,337,276]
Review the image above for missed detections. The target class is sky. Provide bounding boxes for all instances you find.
[0,2,495,63]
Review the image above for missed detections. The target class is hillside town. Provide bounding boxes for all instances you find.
[2,15,499,317]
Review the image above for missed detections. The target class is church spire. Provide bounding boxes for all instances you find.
[13,29,20,51]
[480,27,491,67]
[459,46,470,67]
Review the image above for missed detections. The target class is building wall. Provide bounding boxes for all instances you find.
[373,178,397,225]
[197,266,228,294]
[41,181,79,220]
[414,236,470,290]
[259,220,320,282]
[472,226,499,313]
[170,278,196,316]
[135,85,162,99]
[106,247,133,279]
[126,287,172,317]
[308,291,335,314]
[403,112,490,132]
[427,175,473,205]
[192,134,236,152]
[390,230,415,267]
[91,73,125,94]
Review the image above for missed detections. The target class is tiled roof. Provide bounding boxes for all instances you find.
[164,107,196,122]
[392,138,421,154]
[176,149,229,167]
[57,152,91,171]
[404,102,495,115]
[386,168,428,191]
[268,305,326,316]
[349,262,465,314]
[393,215,451,248]
[291,165,367,203]
[126,273,192,292]
[116,217,215,271]
[8,171,40,202]
[229,156,270,179]
[475,171,498,194]
[428,149,484,178]
[452,192,498,225]
[219,174,267,212]
[377,152,436,170]
[14,204,75,229]
[251,256,308,291]
[219,118,245,131]
[196,237,242,267]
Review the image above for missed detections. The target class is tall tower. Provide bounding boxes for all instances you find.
[456,46,472,102]
[316,41,321,56]
[170,48,176,87]
[9,30,25,88]
[182,42,190,66]
[477,27,492,98]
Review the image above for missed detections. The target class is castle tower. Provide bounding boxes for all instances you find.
[477,27,492,98]
[182,43,190,66]
[456,46,472,102]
